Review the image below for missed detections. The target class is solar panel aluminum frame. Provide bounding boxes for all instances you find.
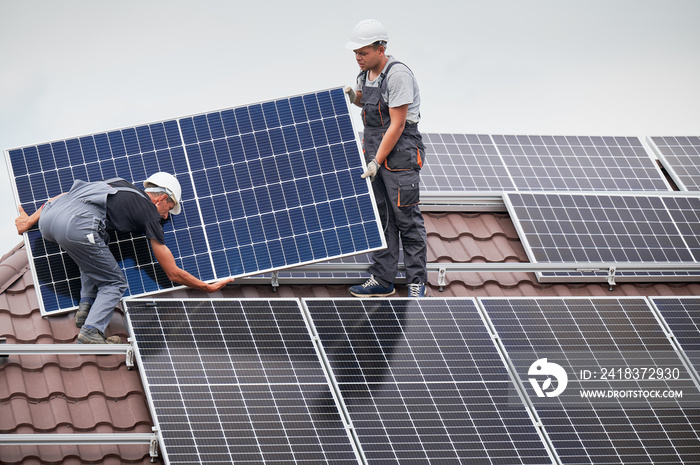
[6,87,387,317]
[504,191,700,283]
[122,297,364,465]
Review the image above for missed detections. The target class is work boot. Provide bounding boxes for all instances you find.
[407,283,426,297]
[349,275,395,297]
[77,326,121,344]
[75,301,91,328]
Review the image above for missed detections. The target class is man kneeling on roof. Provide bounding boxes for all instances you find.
[15,172,233,344]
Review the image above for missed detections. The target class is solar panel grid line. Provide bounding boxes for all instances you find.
[170,117,220,282]
[302,297,557,465]
[478,296,700,465]
[124,298,363,465]
[7,87,385,316]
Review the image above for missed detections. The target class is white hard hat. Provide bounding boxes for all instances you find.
[345,19,389,50]
[144,172,182,215]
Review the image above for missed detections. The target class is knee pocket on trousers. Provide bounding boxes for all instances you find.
[398,181,420,207]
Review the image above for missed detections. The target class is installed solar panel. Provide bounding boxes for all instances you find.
[124,298,361,465]
[420,133,670,193]
[651,296,700,375]
[648,136,700,191]
[480,297,700,465]
[7,88,384,315]
[421,133,515,191]
[303,298,554,465]
[505,192,700,282]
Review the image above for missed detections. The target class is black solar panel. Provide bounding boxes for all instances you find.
[506,192,700,282]
[648,136,700,191]
[303,298,554,465]
[651,296,700,375]
[420,133,670,193]
[125,299,361,465]
[7,88,384,316]
[480,297,700,465]
[421,133,515,191]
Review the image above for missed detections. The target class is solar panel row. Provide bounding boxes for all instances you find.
[125,297,700,465]
[421,133,670,193]
[6,88,385,316]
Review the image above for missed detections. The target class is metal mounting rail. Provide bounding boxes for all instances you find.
[0,432,159,462]
[0,433,153,445]
[0,343,134,369]
[276,262,700,273]
[420,191,505,212]
[239,262,700,290]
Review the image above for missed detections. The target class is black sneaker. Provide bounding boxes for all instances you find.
[349,276,395,297]
[77,326,121,344]
[75,301,91,328]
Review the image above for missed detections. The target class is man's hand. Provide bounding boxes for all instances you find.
[206,276,234,292]
[15,206,34,235]
[344,86,357,105]
[361,159,380,181]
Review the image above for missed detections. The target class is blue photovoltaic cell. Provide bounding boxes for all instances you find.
[648,136,700,191]
[651,296,700,374]
[421,133,670,193]
[6,88,384,315]
[125,299,360,465]
[480,297,700,465]
[304,298,553,465]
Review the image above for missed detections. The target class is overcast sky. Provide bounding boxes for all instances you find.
[2,0,699,254]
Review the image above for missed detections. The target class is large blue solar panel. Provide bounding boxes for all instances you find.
[125,299,361,465]
[480,297,700,465]
[6,88,384,315]
[303,298,554,465]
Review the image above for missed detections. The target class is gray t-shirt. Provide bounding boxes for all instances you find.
[354,55,421,124]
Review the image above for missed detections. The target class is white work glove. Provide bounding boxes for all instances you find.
[344,86,357,105]
[361,159,379,181]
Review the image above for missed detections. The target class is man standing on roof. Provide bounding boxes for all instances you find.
[15,173,233,344]
[344,19,428,298]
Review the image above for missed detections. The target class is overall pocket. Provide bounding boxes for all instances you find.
[398,180,420,207]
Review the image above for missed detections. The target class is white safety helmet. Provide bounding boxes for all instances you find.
[345,19,389,50]
[144,172,182,215]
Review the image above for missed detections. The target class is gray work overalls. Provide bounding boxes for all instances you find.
[39,178,147,332]
[360,60,428,285]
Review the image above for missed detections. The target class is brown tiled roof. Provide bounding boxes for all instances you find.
[2,211,699,464]
[0,243,154,465]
